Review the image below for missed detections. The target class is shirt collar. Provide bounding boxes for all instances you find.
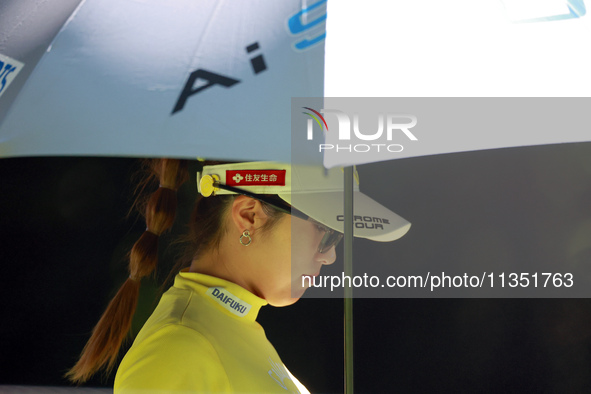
[174,270,268,322]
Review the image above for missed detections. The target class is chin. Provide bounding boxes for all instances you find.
[269,297,301,307]
[267,285,307,307]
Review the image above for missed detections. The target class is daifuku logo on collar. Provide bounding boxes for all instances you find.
[206,287,252,317]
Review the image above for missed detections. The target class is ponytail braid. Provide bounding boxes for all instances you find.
[67,159,189,383]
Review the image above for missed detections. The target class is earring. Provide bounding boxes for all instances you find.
[239,230,252,246]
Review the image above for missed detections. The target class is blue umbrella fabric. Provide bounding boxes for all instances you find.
[0,0,326,161]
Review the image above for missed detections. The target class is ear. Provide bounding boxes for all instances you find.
[229,195,269,235]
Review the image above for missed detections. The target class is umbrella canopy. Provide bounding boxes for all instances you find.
[0,0,325,161]
[2,0,589,163]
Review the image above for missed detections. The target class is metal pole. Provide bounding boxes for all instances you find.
[344,166,354,394]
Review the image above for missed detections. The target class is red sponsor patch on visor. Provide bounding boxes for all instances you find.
[226,170,286,186]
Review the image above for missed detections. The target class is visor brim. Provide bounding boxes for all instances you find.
[279,191,411,242]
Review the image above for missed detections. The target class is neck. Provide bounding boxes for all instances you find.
[188,239,261,298]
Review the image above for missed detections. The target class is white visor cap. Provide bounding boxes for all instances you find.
[197,162,410,242]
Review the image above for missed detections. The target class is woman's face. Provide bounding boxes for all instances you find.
[252,212,337,307]
[194,197,337,307]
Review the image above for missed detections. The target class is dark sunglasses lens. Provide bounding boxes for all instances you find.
[318,231,344,253]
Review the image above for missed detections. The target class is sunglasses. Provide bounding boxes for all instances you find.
[210,180,343,253]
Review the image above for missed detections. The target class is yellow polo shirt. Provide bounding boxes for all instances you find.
[114,271,309,394]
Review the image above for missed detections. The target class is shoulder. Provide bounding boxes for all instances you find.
[115,324,232,393]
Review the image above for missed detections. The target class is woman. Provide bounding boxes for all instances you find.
[67,159,410,392]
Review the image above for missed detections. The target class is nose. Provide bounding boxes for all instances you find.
[316,245,337,266]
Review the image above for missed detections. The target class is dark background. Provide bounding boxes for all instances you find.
[2,146,591,393]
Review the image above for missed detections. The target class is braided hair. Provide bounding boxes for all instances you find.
[66,159,188,383]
